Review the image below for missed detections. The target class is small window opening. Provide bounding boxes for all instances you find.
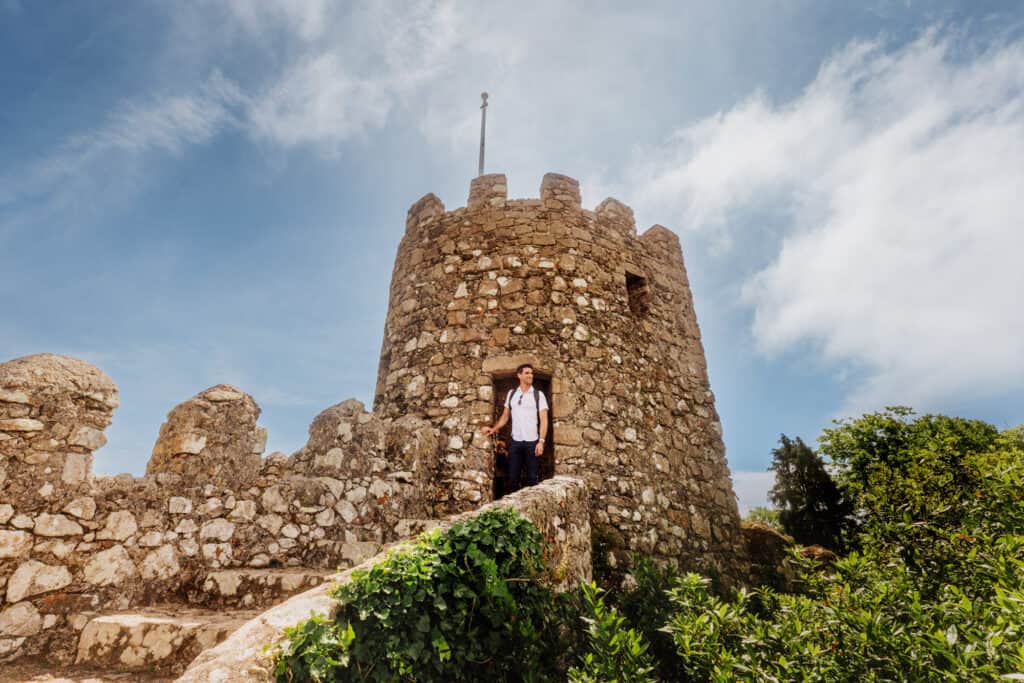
[490,373,555,500]
[625,271,650,317]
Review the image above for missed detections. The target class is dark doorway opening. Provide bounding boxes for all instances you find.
[490,373,555,499]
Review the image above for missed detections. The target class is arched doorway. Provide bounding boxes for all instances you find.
[490,372,555,499]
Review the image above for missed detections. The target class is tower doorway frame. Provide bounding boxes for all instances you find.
[489,370,555,499]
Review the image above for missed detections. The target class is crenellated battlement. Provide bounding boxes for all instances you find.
[406,172,680,253]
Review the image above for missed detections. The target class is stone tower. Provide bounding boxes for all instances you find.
[374,173,744,571]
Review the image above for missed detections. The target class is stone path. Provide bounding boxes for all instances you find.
[3,567,335,681]
[0,659,174,682]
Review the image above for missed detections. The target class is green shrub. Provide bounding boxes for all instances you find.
[273,507,553,682]
[567,582,656,683]
[612,556,688,680]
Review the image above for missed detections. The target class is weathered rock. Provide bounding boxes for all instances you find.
[200,519,235,542]
[34,513,84,537]
[0,418,44,432]
[6,560,72,602]
[68,425,106,450]
[0,602,42,637]
[96,510,137,541]
[62,496,97,520]
[76,607,255,674]
[140,545,181,581]
[83,545,138,586]
[0,531,33,559]
[61,452,91,484]
[147,384,263,490]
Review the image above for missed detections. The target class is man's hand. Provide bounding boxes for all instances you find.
[481,425,494,436]
[534,440,544,456]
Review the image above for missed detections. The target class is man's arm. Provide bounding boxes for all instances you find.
[482,406,510,436]
[534,409,549,456]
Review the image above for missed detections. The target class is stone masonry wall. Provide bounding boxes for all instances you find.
[0,354,439,665]
[374,173,745,577]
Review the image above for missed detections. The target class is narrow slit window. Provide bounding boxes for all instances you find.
[625,271,650,317]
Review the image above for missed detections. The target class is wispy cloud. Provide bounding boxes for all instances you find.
[245,1,464,151]
[221,0,330,42]
[248,53,392,149]
[0,71,245,231]
[620,29,1024,413]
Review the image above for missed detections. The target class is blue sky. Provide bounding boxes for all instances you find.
[3,1,1023,513]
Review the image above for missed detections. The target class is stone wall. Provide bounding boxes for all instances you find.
[177,475,592,682]
[374,173,745,576]
[0,354,439,665]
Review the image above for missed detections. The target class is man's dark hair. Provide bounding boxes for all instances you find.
[515,363,534,375]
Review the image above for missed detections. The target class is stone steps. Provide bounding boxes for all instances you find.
[73,606,260,676]
[0,657,175,681]
[188,567,336,609]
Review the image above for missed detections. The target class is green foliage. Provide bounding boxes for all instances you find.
[768,434,854,550]
[820,407,1000,529]
[742,506,780,527]
[657,416,1024,681]
[273,507,553,682]
[664,541,1024,681]
[567,582,656,683]
[612,556,689,681]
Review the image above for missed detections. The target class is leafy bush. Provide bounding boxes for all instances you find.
[274,507,553,682]
[567,582,656,683]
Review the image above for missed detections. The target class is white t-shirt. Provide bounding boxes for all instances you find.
[505,386,549,442]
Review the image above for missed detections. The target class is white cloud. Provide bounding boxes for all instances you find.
[243,1,464,151]
[732,470,775,516]
[623,30,1024,413]
[248,53,392,149]
[0,72,244,211]
[220,0,330,42]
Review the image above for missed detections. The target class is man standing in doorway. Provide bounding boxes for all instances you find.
[481,363,549,492]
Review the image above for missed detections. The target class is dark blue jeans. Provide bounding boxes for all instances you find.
[507,440,539,492]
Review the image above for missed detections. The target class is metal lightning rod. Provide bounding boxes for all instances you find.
[478,92,488,177]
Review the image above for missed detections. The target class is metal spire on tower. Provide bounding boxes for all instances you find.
[478,92,488,177]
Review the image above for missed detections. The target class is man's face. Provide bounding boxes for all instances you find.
[517,367,534,386]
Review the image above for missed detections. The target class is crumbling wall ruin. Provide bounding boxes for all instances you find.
[0,353,439,665]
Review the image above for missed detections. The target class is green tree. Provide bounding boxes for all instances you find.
[768,434,853,551]
[819,407,1000,532]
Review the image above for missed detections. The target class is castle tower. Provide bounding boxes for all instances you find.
[374,173,744,570]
